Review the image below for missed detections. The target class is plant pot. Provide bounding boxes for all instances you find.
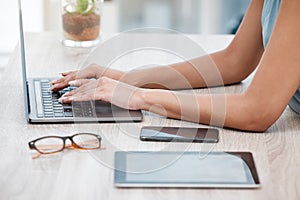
[62,0,102,47]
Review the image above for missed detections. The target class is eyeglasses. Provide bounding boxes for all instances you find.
[28,133,102,158]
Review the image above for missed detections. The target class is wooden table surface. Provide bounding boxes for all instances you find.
[0,32,299,200]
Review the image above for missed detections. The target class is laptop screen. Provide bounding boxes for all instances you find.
[18,0,30,121]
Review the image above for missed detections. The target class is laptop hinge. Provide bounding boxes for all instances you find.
[26,81,31,113]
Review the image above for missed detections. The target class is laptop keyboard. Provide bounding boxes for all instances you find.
[36,80,95,118]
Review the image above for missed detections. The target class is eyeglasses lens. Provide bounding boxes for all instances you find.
[73,134,100,149]
[35,138,64,153]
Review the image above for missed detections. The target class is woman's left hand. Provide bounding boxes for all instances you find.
[58,77,145,110]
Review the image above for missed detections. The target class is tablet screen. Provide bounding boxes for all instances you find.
[114,151,260,188]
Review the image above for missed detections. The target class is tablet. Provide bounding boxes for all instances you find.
[114,151,260,188]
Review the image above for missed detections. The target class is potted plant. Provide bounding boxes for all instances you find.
[62,0,101,43]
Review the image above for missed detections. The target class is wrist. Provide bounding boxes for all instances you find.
[95,66,125,80]
[136,88,151,110]
[110,69,125,80]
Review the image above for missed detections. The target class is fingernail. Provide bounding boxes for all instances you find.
[68,97,74,101]
[62,92,70,97]
[68,80,77,86]
[48,87,54,92]
[58,98,63,103]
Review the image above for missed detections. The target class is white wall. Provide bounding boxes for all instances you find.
[0,0,44,67]
[43,0,61,31]
[0,0,18,56]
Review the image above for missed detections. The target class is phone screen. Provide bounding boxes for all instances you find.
[140,126,219,143]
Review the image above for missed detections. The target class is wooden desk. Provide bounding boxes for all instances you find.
[0,33,299,200]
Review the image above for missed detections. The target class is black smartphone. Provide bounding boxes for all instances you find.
[140,126,219,143]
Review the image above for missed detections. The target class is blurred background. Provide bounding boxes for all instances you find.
[0,0,250,71]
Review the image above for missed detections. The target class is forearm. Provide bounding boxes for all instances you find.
[139,89,267,132]
[140,90,215,124]
[119,50,237,89]
[97,67,125,80]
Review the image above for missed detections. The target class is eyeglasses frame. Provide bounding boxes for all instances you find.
[28,133,102,154]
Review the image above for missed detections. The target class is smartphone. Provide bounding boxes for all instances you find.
[140,126,219,143]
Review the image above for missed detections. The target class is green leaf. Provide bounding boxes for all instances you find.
[76,0,89,14]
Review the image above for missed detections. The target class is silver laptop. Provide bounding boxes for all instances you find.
[17,0,143,123]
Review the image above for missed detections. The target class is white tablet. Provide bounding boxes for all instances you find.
[114,151,260,188]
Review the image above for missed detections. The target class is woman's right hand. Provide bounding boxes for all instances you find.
[51,64,124,92]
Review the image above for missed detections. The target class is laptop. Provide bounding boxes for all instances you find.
[17,0,143,123]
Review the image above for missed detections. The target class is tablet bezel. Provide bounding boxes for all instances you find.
[114,151,260,188]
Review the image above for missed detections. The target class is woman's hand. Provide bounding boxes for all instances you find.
[51,64,124,92]
[58,77,145,110]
